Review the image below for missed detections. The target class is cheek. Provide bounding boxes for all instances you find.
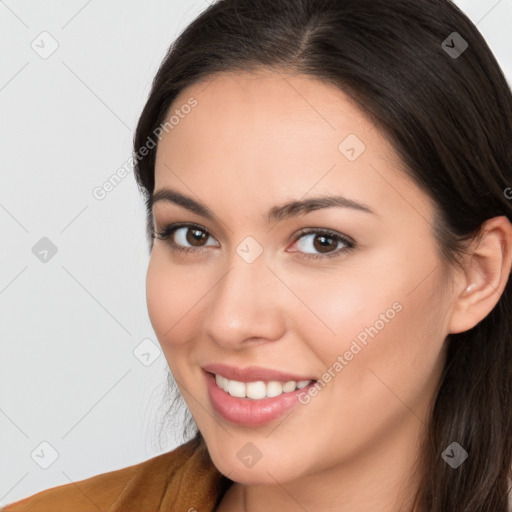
[146,253,210,386]
[319,281,447,451]
[146,253,169,338]
[288,260,447,465]
[146,251,202,345]
[298,242,446,385]
[287,277,402,374]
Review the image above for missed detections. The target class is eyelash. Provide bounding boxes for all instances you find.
[151,222,355,261]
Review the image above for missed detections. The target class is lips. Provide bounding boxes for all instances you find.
[202,362,317,383]
[204,370,317,426]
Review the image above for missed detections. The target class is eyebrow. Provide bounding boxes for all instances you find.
[150,187,376,223]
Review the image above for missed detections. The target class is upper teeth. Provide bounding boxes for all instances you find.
[215,374,313,399]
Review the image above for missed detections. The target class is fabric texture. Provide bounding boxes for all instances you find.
[2,436,234,512]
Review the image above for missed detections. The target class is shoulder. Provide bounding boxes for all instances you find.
[1,438,214,512]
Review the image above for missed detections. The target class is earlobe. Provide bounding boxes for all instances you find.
[447,216,512,335]
[462,283,477,296]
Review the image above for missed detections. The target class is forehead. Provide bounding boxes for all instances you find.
[153,70,434,225]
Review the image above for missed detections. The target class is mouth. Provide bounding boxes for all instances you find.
[203,370,318,427]
[209,371,315,400]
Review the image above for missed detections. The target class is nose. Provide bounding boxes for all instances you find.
[202,254,287,350]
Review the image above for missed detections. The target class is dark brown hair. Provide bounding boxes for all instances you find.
[133,0,512,510]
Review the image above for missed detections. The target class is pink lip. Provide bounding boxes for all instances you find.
[204,370,317,427]
[202,363,316,383]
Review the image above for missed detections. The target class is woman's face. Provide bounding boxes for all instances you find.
[146,70,456,486]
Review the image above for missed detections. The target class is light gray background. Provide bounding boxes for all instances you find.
[1,0,511,505]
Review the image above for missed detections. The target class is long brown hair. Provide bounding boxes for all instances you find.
[133,1,512,510]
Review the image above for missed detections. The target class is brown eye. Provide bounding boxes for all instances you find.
[183,227,209,246]
[153,223,355,260]
[291,229,355,260]
[152,223,218,253]
[313,234,338,253]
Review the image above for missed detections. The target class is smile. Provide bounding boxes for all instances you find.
[214,373,313,400]
[204,370,318,427]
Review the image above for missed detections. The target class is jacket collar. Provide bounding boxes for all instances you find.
[108,436,234,512]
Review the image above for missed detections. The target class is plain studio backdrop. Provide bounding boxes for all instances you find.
[0,0,511,506]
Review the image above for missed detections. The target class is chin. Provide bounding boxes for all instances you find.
[209,449,300,485]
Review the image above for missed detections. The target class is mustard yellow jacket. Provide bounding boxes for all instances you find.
[2,437,233,512]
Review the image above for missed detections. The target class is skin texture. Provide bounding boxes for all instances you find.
[146,70,512,512]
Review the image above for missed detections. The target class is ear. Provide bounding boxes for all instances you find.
[448,215,512,334]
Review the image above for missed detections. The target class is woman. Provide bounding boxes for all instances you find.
[3,0,512,510]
